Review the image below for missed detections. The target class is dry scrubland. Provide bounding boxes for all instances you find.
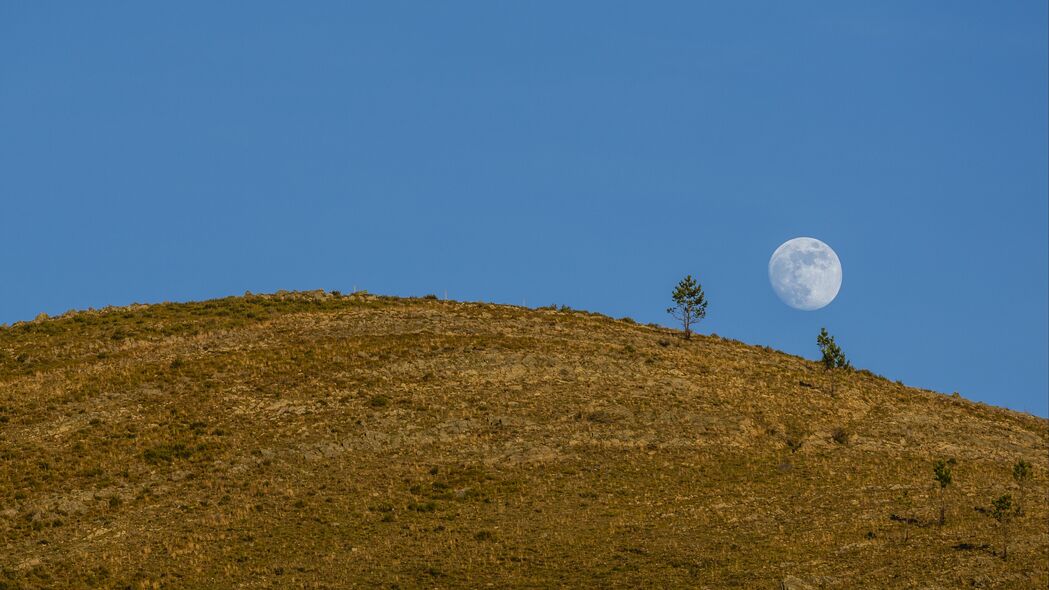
[0,291,1046,589]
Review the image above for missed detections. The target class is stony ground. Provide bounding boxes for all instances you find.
[0,291,1045,589]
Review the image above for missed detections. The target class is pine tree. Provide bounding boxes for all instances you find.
[1012,459,1032,516]
[816,328,850,395]
[667,275,707,340]
[990,494,1014,560]
[932,458,956,525]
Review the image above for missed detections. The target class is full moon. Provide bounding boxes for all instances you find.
[768,237,842,311]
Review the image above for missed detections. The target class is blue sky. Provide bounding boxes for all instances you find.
[2,3,1046,416]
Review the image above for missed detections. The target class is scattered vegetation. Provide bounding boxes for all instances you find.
[0,290,1043,588]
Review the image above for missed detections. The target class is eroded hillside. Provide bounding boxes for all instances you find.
[0,291,1046,588]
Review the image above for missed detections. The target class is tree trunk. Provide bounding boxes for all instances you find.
[1002,522,1008,560]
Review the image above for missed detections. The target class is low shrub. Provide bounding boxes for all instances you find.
[142,443,193,464]
[831,427,851,445]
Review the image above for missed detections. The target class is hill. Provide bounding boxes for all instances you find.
[0,290,1046,589]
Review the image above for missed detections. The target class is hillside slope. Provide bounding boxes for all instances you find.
[1,291,1046,589]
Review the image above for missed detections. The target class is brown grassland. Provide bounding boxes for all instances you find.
[0,290,1046,588]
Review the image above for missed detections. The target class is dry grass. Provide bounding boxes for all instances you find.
[0,290,1045,589]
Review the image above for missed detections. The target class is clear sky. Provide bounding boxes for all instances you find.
[2,3,1046,416]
